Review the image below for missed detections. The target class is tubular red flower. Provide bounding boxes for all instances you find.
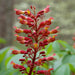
[10,61,19,69]
[19,59,25,61]
[20,50,27,54]
[44,5,50,13]
[11,50,20,55]
[14,9,24,15]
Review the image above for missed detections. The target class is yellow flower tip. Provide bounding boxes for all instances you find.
[33,43,38,48]
[27,10,31,14]
[53,35,57,38]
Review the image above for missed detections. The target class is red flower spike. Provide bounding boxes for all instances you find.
[11,6,59,75]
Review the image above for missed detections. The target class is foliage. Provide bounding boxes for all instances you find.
[0,40,75,75]
[0,38,6,44]
[0,47,21,75]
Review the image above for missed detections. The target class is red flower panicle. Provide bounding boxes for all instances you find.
[10,5,59,75]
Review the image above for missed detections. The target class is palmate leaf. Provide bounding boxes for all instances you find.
[57,40,75,52]
[62,55,75,72]
[54,64,70,75]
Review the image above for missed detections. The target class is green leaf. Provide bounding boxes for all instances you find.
[62,55,75,64]
[52,41,60,52]
[41,63,49,69]
[62,55,75,72]
[45,43,53,55]
[69,63,75,73]
[54,58,62,70]
[0,47,10,63]
[54,64,70,75]
[57,40,75,52]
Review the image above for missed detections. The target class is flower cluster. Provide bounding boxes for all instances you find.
[11,6,59,75]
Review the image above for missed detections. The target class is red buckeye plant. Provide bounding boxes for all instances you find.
[10,5,59,75]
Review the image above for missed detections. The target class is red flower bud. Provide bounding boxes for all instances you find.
[13,64,19,69]
[44,5,50,13]
[10,61,19,69]
[48,37,55,42]
[27,17,34,22]
[41,57,46,61]
[12,50,20,55]
[40,51,45,54]
[24,37,30,40]
[46,56,55,61]
[24,9,34,19]
[37,10,44,15]
[38,21,45,29]
[50,26,59,34]
[23,29,31,34]
[16,36,24,41]
[20,19,27,24]
[19,14,26,19]
[19,40,25,44]
[19,65,25,69]
[37,70,45,74]
[27,48,32,52]
[15,28,23,33]
[20,50,27,54]
[14,9,24,15]
[19,59,25,61]
[27,60,31,63]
